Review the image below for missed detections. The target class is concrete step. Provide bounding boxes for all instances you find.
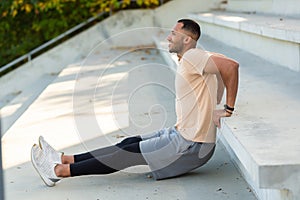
[153,31,300,200]
[189,11,300,72]
[2,43,256,199]
[225,0,300,17]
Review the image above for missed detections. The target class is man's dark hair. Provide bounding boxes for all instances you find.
[177,19,201,41]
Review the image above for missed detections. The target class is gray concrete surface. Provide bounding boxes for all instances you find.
[198,35,300,200]
[226,0,300,17]
[2,45,256,200]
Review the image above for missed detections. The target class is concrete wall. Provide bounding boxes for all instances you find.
[227,0,272,13]
[227,0,300,17]
[154,0,214,28]
[272,0,300,17]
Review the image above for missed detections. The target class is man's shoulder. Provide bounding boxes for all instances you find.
[184,48,211,58]
[185,48,206,55]
[182,48,212,65]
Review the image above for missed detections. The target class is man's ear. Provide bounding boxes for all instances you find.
[183,36,192,44]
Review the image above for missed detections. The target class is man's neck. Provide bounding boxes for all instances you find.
[177,54,182,61]
[177,46,196,61]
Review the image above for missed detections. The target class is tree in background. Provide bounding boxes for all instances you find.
[0,0,163,67]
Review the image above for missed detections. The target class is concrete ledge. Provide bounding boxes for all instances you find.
[189,11,300,72]
[226,0,300,17]
[206,35,300,200]
[190,11,300,43]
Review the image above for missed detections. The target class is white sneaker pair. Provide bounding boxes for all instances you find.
[31,136,63,187]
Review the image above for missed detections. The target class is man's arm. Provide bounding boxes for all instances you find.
[204,54,239,128]
[216,73,225,104]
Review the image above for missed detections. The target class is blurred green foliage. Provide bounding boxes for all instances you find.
[0,0,162,67]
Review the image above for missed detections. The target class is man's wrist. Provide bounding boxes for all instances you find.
[224,104,234,112]
[224,109,233,116]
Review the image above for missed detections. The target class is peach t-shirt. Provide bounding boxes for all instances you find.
[175,48,217,143]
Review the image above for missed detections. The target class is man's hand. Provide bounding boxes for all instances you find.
[213,109,232,128]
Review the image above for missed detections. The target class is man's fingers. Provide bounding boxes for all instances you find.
[216,119,221,128]
[213,109,227,129]
[213,116,220,128]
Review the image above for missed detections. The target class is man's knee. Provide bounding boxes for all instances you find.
[116,136,142,147]
[122,142,141,154]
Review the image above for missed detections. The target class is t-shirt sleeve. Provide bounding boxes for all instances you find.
[182,49,212,75]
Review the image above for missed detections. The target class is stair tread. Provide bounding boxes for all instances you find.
[189,11,300,43]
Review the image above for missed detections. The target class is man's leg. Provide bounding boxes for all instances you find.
[62,136,142,164]
[56,141,147,177]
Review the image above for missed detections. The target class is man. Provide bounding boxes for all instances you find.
[31,19,239,187]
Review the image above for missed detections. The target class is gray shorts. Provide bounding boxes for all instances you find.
[139,127,215,180]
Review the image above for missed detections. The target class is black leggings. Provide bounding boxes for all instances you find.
[70,136,147,176]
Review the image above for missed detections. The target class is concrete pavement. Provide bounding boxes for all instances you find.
[2,44,256,199]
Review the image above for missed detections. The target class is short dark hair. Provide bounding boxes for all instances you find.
[177,19,201,41]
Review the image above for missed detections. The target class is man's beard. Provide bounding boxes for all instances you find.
[169,46,179,53]
[168,43,182,54]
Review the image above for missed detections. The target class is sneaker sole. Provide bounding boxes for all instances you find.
[31,144,56,187]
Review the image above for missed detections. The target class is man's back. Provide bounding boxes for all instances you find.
[175,48,217,143]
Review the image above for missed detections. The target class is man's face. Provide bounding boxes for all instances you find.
[167,23,186,54]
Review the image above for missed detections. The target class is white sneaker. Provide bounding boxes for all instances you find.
[38,136,63,164]
[31,144,61,187]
